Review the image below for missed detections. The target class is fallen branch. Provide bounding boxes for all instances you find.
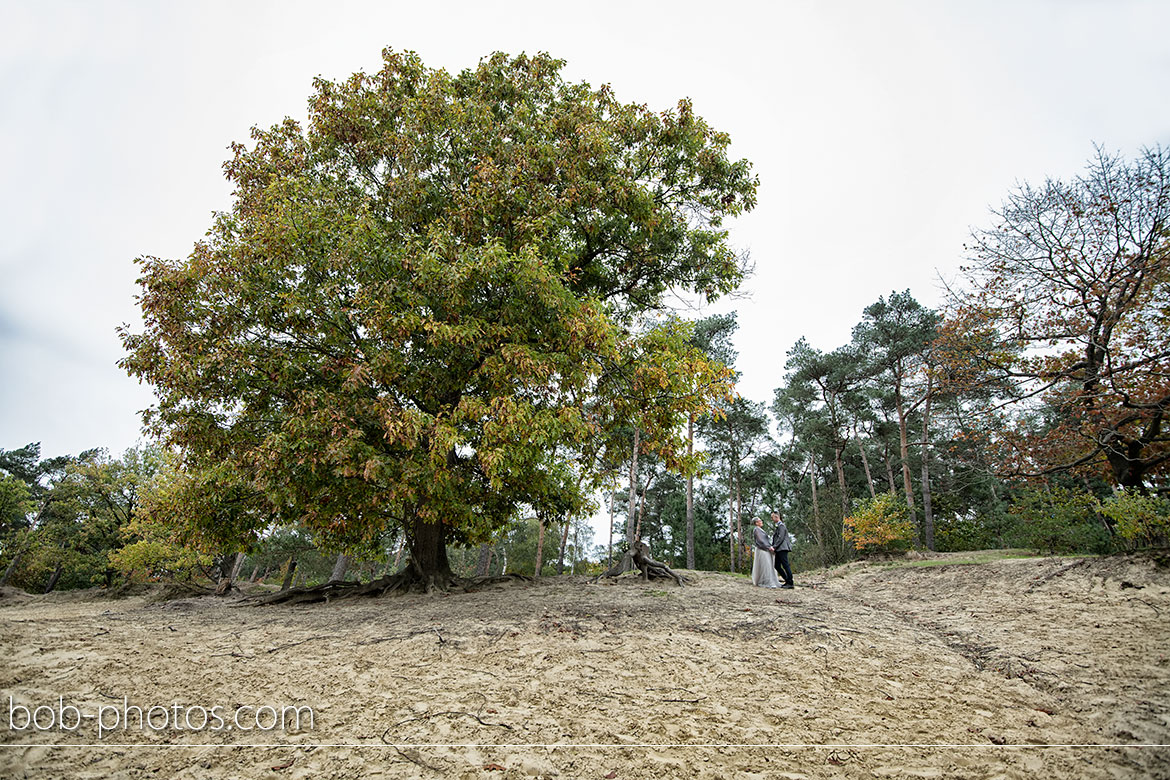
[266,635,342,654]
[388,746,445,772]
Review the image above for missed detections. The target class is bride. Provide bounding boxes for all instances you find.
[749,517,780,588]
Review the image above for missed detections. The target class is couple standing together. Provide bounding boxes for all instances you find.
[751,512,794,589]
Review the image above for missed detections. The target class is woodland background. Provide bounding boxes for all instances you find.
[2,51,1168,597]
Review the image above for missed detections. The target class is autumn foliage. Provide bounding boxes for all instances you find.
[843,493,914,553]
[948,147,1170,490]
[118,50,756,586]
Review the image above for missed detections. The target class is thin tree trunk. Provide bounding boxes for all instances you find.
[735,468,744,572]
[834,442,849,517]
[809,453,824,553]
[895,386,920,545]
[607,480,615,568]
[229,552,245,581]
[919,384,935,551]
[389,537,406,573]
[884,445,898,494]
[43,563,63,594]
[728,468,736,571]
[329,553,349,583]
[571,519,580,575]
[634,468,657,544]
[280,557,297,591]
[856,426,877,499]
[534,518,546,578]
[216,551,244,595]
[686,412,695,570]
[626,428,640,542]
[1,546,25,586]
[557,517,571,575]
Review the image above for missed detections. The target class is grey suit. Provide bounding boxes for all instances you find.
[772,519,794,587]
[771,522,792,552]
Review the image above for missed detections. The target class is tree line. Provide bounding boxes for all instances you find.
[2,50,1166,594]
[621,146,1170,574]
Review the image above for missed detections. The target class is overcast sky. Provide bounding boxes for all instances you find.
[3,0,1169,465]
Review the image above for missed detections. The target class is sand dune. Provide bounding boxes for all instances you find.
[1,553,1168,778]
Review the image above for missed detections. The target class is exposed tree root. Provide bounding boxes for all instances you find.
[255,570,533,606]
[593,541,686,586]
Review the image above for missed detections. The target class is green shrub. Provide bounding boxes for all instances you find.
[934,510,1004,552]
[1009,486,1114,555]
[1098,490,1170,547]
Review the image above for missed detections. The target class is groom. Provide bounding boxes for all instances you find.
[771,512,794,589]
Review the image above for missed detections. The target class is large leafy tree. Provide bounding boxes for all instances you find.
[119,50,756,588]
[952,146,1170,491]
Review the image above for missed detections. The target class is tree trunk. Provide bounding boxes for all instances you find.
[571,520,580,575]
[595,539,685,586]
[43,564,63,594]
[809,453,824,553]
[856,427,877,499]
[407,514,452,589]
[556,516,571,575]
[1,546,25,587]
[834,441,849,517]
[216,552,244,596]
[475,543,492,577]
[634,468,656,543]
[626,428,640,542]
[280,557,297,591]
[884,446,898,493]
[735,468,744,572]
[728,468,737,571]
[607,480,616,569]
[389,537,406,573]
[919,387,935,551]
[895,385,920,545]
[534,518,546,578]
[329,553,349,583]
[686,412,695,570]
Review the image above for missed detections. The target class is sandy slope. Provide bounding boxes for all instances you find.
[1,553,1168,779]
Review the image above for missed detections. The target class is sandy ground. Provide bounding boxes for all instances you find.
[1,553,1168,779]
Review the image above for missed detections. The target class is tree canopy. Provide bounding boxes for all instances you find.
[119,49,757,588]
[951,146,1170,490]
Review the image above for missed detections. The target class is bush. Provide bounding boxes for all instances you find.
[109,513,213,583]
[1098,490,1170,547]
[1008,486,1114,555]
[934,510,1002,552]
[843,493,913,553]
